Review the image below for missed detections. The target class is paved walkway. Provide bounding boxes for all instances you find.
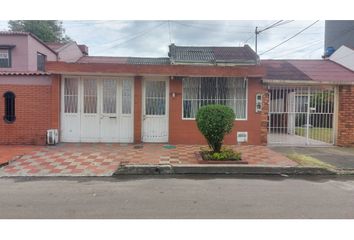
[0,143,296,176]
[0,145,43,166]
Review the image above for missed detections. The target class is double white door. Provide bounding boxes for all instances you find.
[61,77,133,143]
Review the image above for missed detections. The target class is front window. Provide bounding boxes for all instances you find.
[0,49,11,68]
[3,91,16,123]
[37,52,46,71]
[182,77,247,119]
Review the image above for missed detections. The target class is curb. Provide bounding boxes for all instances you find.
[114,164,337,176]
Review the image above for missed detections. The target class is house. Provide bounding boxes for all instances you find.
[1,31,354,147]
[48,44,267,145]
[0,31,86,144]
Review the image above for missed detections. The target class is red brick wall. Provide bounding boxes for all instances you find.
[168,77,268,145]
[337,85,354,146]
[0,75,60,145]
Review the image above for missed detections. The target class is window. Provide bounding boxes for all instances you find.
[64,78,78,113]
[37,52,46,71]
[83,79,97,114]
[145,81,166,115]
[182,77,247,119]
[0,49,11,68]
[3,91,16,123]
[122,79,132,114]
[102,80,117,114]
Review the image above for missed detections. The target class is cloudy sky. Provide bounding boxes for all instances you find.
[0,20,325,59]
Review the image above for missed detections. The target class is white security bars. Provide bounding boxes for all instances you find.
[145,81,166,115]
[268,85,335,146]
[182,77,247,119]
[64,78,79,113]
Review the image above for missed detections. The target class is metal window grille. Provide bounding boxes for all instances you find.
[145,81,166,115]
[122,79,132,114]
[182,77,247,119]
[64,78,78,113]
[3,91,15,123]
[102,80,117,114]
[0,49,10,68]
[83,79,97,114]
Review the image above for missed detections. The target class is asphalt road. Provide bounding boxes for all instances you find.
[0,175,354,218]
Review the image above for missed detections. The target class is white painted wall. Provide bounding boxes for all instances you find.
[330,45,354,71]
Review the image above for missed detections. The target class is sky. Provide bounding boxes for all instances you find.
[0,20,325,59]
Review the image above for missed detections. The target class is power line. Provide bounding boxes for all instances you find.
[258,20,284,33]
[102,22,167,51]
[254,20,295,53]
[271,40,323,58]
[259,20,319,56]
[172,21,252,34]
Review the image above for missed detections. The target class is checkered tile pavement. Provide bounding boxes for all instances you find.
[0,143,296,176]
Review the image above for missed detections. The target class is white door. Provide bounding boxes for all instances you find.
[61,77,80,142]
[61,77,134,143]
[142,78,169,142]
[100,79,119,142]
[81,79,100,142]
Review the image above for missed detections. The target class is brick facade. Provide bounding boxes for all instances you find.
[0,75,60,145]
[337,85,354,146]
[168,77,267,145]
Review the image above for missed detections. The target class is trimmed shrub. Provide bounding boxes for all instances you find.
[196,104,235,153]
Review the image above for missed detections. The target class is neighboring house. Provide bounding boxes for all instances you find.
[1,31,354,147]
[0,31,86,144]
[329,45,354,71]
[46,42,88,62]
[263,59,354,146]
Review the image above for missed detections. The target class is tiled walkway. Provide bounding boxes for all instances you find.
[0,143,296,176]
[0,145,43,166]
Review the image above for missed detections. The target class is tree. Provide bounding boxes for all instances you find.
[196,104,235,153]
[8,20,71,43]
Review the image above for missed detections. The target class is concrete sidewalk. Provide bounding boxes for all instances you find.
[271,146,354,170]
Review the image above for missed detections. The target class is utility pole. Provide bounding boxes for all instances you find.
[255,26,259,54]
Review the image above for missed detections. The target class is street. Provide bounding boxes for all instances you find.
[0,175,354,218]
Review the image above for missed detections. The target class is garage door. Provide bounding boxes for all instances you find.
[61,77,134,143]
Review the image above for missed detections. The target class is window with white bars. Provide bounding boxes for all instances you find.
[122,79,132,114]
[83,79,97,114]
[145,81,166,115]
[64,78,78,113]
[102,80,117,114]
[182,77,247,119]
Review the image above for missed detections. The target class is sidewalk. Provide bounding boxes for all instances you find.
[0,143,297,176]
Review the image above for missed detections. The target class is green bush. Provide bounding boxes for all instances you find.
[196,104,235,153]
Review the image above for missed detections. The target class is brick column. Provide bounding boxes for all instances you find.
[337,85,354,146]
[51,74,61,130]
[134,76,142,143]
[260,86,269,146]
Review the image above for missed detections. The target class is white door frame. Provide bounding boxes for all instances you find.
[142,76,169,143]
